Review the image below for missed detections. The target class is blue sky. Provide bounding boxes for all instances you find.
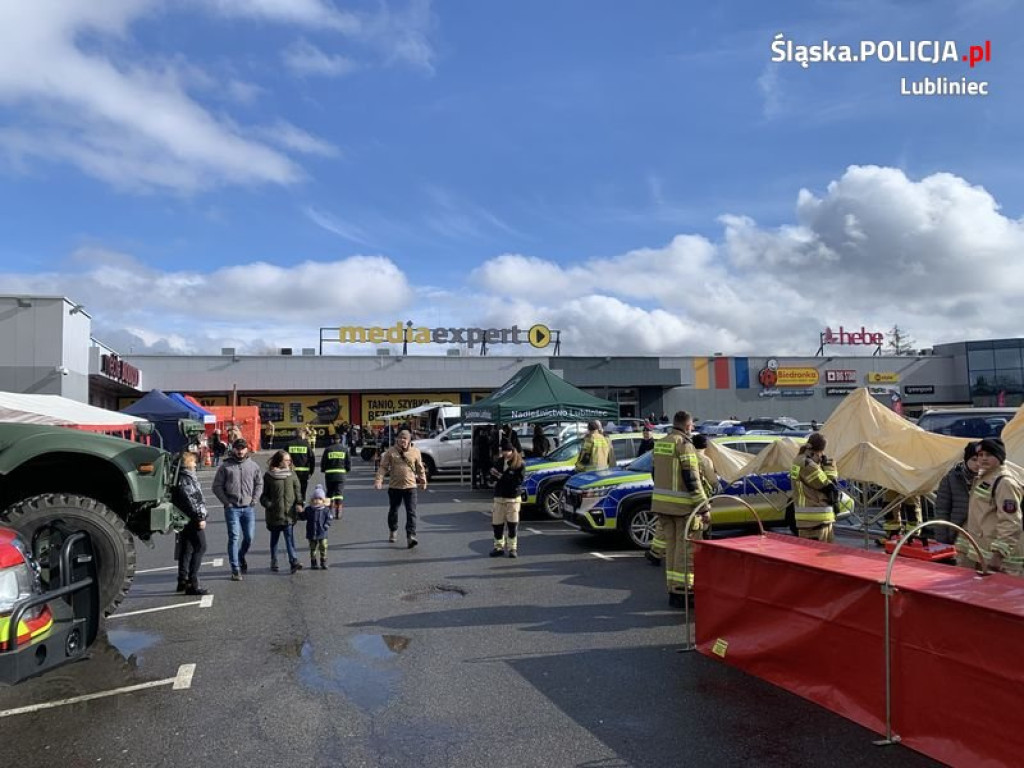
[1,0,1023,356]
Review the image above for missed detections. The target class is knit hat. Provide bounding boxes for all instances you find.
[977,437,1006,464]
[963,441,979,463]
[312,484,327,500]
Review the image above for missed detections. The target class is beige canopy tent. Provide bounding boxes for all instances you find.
[1000,404,1024,467]
[0,392,147,432]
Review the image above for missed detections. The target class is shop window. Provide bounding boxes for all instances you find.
[968,348,995,371]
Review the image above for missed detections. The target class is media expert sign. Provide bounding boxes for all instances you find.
[867,372,901,384]
[757,359,820,388]
[362,393,461,425]
[336,322,552,350]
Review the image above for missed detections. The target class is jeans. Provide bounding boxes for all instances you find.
[269,525,299,564]
[224,506,255,571]
[387,488,418,536]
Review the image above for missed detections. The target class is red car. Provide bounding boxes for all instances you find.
[0,523,99,684]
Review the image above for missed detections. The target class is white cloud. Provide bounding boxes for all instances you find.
[257,121,339,156]
[201,0,361,33]
[8,166,1023,357]
[0,2,310,192]
[282,39,358,77]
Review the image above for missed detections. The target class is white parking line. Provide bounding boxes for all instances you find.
[525,528,543,535]
[0,664,197,718]
[135,558,223,575]
[199,594,214,608]
[108,600,204,619]
[590,552,613,561]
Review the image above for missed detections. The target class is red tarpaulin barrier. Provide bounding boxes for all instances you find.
[694,533,1024,768]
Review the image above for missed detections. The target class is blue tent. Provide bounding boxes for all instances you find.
[168,392,215,424]
[122,390,198,452]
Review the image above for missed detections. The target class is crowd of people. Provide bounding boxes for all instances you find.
[172,412,1023,599]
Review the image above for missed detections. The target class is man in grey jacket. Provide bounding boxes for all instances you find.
[934,441,980,544]
[212,438,264,580]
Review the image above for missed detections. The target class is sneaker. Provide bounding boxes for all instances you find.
[290,561,303,574]
[184,585,209,596]
[240,557,248,574]
[388,531,397,543]
[407,536,418,549]
[489,548,504,557]
[231,571,243,581]
[508,550,519,559]
[270,561,279,572]
[176,579,187,593]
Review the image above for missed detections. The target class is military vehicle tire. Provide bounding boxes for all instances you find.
[2,494,136,616]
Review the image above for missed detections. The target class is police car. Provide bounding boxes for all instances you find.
[560,436,801,549]
[522,432,658,518]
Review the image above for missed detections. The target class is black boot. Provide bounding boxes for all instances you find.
[184,583,209,596]
[176,578,187,593]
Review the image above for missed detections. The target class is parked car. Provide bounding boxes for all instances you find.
[915,408,1017,438]
[522,432,659,518]
[738,417,800,434]
[560,449,798,549]
[413,422,475,479]
[695,420,741,436]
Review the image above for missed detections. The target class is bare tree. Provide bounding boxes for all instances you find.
[886,325,917,356]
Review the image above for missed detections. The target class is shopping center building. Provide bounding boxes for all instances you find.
[2,295,1021,443]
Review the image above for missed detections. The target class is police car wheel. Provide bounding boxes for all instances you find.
[539,486,563,519]
[2,493,135,616]
[621,504,656,550]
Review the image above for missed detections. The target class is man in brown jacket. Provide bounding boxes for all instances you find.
[374,429,428,548]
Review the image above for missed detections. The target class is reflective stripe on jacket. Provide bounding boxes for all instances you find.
[321,448,351,475]
[651,429,706,517]
[288,441,315,473]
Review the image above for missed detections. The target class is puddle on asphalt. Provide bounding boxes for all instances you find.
[106,629,161,661]
[400,584,467,602]
[293,634,412,713]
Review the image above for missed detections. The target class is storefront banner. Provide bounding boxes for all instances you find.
[362,393,461,425]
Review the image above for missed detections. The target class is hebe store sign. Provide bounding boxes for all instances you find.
[822,326,885,346]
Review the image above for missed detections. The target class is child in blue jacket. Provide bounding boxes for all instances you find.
[303,484,333,569]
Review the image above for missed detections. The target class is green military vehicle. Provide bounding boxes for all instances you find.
[0,423,183,616]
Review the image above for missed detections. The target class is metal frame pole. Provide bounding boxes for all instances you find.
[874,520,986,747]
[680,495,766,651]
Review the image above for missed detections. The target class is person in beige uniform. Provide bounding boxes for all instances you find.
[575,420,612,473]
[374,430,427,549]
[955,437,1024,576]
[789,433,840,542]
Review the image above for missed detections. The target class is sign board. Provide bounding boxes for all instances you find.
[780,389,815,398]
[361,393,462,426]
[903,385,935,396]
[825,386,857,397]
[822,326,885,346]
[100,354,141,388]
[332,322,552,350]
[867,372,901,384]
[757,359,820,389]
[246,394,351,432]
[825,370,857,384]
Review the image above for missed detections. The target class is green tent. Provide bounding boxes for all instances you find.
[463,364,618,425]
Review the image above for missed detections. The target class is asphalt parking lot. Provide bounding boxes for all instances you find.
[0,458,939,768]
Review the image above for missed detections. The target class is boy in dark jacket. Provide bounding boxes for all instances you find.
[303,484,333,570]
[172,451,209,595]
[489,440,526,558]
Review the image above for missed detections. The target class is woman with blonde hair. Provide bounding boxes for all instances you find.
[489,440,526,558]
[172,451,209,595]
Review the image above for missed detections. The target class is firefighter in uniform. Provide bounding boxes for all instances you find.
[789,432,840,542]
[651,411,709,608]
[288,432,316,501]
[651,433,718,567]
[574,420,612,473]
[321,435,351,520]
[880,490,923,540]
[955,437,1024,576]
